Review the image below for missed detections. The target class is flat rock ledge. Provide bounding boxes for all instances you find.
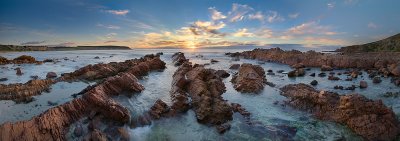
[280,83,399,141]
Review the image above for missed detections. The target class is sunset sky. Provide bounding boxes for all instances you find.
[0,0,399,48]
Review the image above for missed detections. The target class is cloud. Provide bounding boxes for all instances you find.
[327,3,335,9]
[233,28,254,37]
[106,10,129,16]
[286,21,335,35]
[209,7,227,21]
[302,37,345,45]
[248,11,264,22]
[189,21,226,37]
[228,3,253,22]
[267,11,285,23]
[368,22,378,29]
[97,24,121,29]
[256,28,273,38]
[21,41,46,45]
[106,33,117,39]
[288,13,299,19]
[104,40,118,43]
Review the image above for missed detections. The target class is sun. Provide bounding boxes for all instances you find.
[186,41,197,49]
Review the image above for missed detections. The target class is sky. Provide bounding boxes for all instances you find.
[0,0,399,48]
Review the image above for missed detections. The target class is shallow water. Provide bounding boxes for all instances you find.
[0,48,399,141]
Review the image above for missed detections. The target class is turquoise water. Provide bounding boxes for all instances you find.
[0,48,399,141]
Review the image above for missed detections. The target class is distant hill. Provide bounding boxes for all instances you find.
[336,33,400,53]
[0,45,131,51]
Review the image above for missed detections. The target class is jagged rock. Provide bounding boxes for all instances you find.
[288,68,305,77]
[84,129,107,141]
[292,63,305,69]
[280,84,399,141]
[0,56,166,140]
[46,72,57,78]
[360,81,368,88]
[231,63,266,93]
[334,85,344,90]
[149,99,170,119]
[237,48,400,76]
[15,67,22,75]
[321,65,333,71]
[310,80,318,86]
[172,52,187,66]
[309,73,316,77]
[13,55,37,64]
[318,73,326,77]
[229,64,240,69]
[328,75,340,81]
[373,77,382,83]
[215,70,230,78]
[231,103,250,117]
[117,127,130,141]
[0,79,55,101]
[216,123,231,134]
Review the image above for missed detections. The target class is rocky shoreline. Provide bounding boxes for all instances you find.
[280,83,399,141]
[0,54,166,140]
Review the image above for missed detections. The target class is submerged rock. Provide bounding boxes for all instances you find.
[229,64,240,69]
[372,77,382,83]
[15,67,22,75]
[0,78,8,82]
[46,72,57,78]
[360,81,368,88]
[328,75,340,81]
[231,63,266,93]
[287,68,305,77]
[310,80,318,86]
[215,70,230,78]
[280,84,399,141]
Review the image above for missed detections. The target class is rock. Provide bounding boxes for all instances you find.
[360,81,368,88]
[43,59,53,62]
[351,71,359,78]
[372,77,382,83]
[287,69,305,77]
[309,73,316,77]
[47,101,58,106]
[265,82,276,87]
[231,103,250,117]
[210,59,219,63]
[117,127,130,141]
[231,63,266,93]
[30,75,39,80]
[266,72,275,75]
[328,75,340,81]
[267,69,273,73]
[390,64,400,76]
[321,65,333,71]
[149,99,170,119]
[74,124,83,137]
[86,129,107,141]
[231,56,240,61]
[215,70,230,78]
[46,72,57,78]
[156,52,163,56]
[310,80,318,86]
[0,79,55,101]
[0,56,166,140]
[345,85,356,90]
[277,70,284,73]
[13,55,37,64]
[216,123,231,134]
[318,73,326,77]
[292,63,305,69]
[15,67,22,75]
[0,78,7,82]
[345,77,352,81]
[334,85,344,90]
[280,84,399,141]
[172,52,187,66]
[94,56,100,59]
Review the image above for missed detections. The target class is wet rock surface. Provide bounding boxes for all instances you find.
[0,55,42,65]
[236,48,400,87]
[0,55,166,140]
[231,63,266,93]
[0,79,55,101]
[172,52,187,66]
[280,83,399,141]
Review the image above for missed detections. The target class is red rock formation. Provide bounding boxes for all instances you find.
[172,52,187,66]
[169,62,192,114]
[0,55,42,65]
[238,48,400,76]
[61,55,165,81]
[0,79,55,101]
[231,63,266,93]
[0,72,144,140]
[280,83,399,141]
